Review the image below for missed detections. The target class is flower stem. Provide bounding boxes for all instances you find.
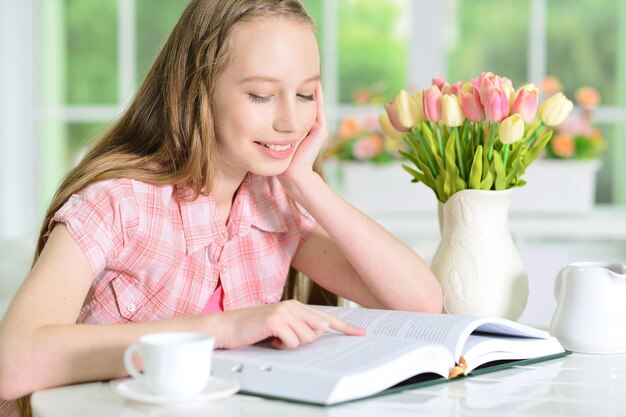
[417,130,439,177]
[525,122,545,148]
[503,144,510,167]
[488,122,496,161]
[454,127,466,180]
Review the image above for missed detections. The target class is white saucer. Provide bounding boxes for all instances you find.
[114,378,240,405]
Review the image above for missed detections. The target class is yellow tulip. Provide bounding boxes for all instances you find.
[441,94,465,127]
[394,90,416,129]
[498,114,525,144]
[379,113,406,140]
[410,90,425,124]
[538,92,574,126]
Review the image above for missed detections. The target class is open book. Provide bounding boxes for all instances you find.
[212,306,566,405]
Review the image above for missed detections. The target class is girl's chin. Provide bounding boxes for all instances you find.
[248,162,291,178]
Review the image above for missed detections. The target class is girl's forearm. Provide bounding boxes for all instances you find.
[288,173,442,313]
[0,314,215,400]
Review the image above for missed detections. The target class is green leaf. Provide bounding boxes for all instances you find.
[506,146,528,185]
[526,130,554,166]
[482,147,491,181]
[421,123,445,172]
[434,174,446,202]
[405,131,438,178]
[399,149,420,168]
[442,130,467,199]
[468,145,483,189]
[493,150,507,190]
[480,168,494,190]
[402,164,427,185]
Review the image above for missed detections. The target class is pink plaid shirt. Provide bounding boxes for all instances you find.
[0,174,316,417]
[0,174,317,416]
[47,173,316,324]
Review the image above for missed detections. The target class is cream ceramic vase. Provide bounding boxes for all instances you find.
[431,189,528,320]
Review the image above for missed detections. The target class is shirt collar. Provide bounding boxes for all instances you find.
[244,174,289,234]
[178,174,288,255]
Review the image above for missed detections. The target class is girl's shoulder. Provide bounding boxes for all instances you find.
[73,178,177,212]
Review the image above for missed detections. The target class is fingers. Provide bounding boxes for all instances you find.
[302,306,366,337]
[315,82,327,130]
[269,301,365,349]
[269,301,328,349]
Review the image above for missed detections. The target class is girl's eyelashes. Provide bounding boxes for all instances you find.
[248,94,271,103]
[298,94,315,102]
[247,93,316,103]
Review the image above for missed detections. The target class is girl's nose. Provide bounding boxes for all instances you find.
[273,98,298,133]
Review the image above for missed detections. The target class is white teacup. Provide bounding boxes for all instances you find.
[124,332,215,396]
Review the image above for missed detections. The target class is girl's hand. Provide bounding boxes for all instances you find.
[211,300,364,350]
[278,82,328,193]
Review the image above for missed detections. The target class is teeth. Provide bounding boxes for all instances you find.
[264,143,292,151]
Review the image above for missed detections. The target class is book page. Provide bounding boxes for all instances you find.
[317,306,555,359]
[461,334,565,373]
[214,333,451,377]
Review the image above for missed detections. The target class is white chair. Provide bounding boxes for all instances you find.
[0,239,34,319]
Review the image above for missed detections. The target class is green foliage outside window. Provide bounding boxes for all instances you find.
[446,0,528,86]
[65,0,118,104]
[338,0,407,103]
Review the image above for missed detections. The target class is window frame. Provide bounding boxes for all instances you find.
[3,0,625,239]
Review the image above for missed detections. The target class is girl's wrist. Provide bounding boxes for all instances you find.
[200,312,227,349]
[279,170,324,203]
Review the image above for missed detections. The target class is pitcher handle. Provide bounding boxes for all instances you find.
[554,266,566,301]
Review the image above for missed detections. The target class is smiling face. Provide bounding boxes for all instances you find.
[212,17,320,180]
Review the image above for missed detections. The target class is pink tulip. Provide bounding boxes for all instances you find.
[478,72,512,106]
[460,87,485,122]
[384,101,409,132]
[484,89,509,122]
[500,77,515,104]
[510,86,538,123]
[469,76,480,89]
[478,72,494,102]
[432,77,447,90]
[443,82,463,96]
[423,85,442,122]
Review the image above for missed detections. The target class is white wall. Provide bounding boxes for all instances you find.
[0,0,41,242]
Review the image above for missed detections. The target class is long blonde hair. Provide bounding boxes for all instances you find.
[19,1,336,415]
[36,0,314,257]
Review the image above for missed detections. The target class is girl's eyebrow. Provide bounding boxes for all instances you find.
[238,75,320,84]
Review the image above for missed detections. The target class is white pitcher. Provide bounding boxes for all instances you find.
[550,261,626,353]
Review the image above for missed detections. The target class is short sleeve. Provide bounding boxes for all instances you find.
[45,180,138,277]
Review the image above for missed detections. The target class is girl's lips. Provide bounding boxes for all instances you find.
[254,141,296,159]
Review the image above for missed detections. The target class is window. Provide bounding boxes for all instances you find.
[21,0,626,237]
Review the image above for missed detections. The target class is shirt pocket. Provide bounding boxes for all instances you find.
[111,272,162,322]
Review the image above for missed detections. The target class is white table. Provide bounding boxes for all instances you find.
[32,353,626,417]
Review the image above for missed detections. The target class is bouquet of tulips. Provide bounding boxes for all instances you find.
[379,72,574,203]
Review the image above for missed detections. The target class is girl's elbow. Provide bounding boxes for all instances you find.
[0,361,23,401]
[425,277,444,313]
[0,342,31,400]
[424,292,443,314]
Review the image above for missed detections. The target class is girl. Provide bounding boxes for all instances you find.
[0,0,442,415]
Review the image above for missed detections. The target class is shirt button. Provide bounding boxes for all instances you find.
[221,265,228,274]
[126,303,136,313]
